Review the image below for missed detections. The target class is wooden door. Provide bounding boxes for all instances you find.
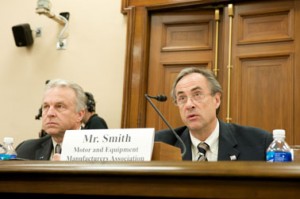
[122,0,300,145]
[222,0,299,144]
[146,9,218,130]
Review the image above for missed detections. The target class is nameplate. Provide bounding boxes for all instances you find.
[60,128,155,161]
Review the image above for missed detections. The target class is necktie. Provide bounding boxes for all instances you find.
[55,144,62,154]
[197,142,209,161]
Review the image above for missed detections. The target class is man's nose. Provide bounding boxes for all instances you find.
[45,106,56,116]
[184,96,196,108]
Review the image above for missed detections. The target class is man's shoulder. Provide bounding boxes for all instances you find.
[223,121,269,133]
[16,134,51,149]
[220,120,272,140]
[155,126,187,144]
[156,126,187,135]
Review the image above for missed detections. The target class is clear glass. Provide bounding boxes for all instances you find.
[290,145,300,161]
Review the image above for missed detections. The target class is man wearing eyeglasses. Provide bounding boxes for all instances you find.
[155,67,273,161]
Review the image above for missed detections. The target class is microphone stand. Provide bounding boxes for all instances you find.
[145,94,186,158]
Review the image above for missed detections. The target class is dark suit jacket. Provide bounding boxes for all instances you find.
[16,134,53,160]
[154,120,273,161]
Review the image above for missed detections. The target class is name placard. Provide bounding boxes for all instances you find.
[60,128,155,161]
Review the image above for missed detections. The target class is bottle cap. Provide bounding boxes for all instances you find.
[3,137,14,144]
[272,129,285,138]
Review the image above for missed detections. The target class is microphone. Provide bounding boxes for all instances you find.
[147,94,167,102]
[145,94,186,157]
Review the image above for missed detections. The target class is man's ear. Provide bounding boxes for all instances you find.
[77,109,86,122]
[214,92,221,108]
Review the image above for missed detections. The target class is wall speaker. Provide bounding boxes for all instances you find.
[12,23,34,47]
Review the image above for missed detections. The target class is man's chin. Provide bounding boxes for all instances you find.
[44,129,60,135]
[186,122,202,131]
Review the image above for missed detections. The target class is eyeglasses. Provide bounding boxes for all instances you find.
[175,92,211,106]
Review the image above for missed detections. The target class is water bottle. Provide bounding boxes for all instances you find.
[266,129,292,162]
[0,137,17,160]
[0,143,7,160]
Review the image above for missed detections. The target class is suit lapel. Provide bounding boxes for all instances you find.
[35,136,53,160]
[173,122,241,161]
[218,121,240,161]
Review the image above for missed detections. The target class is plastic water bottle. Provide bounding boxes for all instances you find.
[266,129,292,162]
[0,137,17,160]
[0,143,7,160]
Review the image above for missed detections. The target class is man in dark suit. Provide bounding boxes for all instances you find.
[16,79,86,160]
[155,67,273,161]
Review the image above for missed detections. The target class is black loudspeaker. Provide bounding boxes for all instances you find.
[12,23,34,47]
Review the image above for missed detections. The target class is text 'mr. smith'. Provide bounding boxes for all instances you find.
[83,134,131,143]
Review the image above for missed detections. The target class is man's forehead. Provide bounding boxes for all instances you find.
[43,87,75,101]
[176,74,208,91]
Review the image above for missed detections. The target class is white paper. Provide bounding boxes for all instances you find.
[60,128,155,161]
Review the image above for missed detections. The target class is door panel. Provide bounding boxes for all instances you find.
[228,0,296,143]
[237,55,293,135]
[146,10,216,130]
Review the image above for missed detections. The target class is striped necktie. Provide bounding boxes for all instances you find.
[55,144,62,154]
[197,142,209,161]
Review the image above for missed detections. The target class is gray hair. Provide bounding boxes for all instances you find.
[44,79,87,112]
[171,67,223,103]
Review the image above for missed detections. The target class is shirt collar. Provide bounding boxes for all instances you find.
[190,120,220,155]
[51,138,62,150]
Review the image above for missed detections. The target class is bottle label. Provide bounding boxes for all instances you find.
[0,154,17,160]
[266,151,292,162]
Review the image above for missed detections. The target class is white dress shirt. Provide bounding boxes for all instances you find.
[190,120,219,161]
